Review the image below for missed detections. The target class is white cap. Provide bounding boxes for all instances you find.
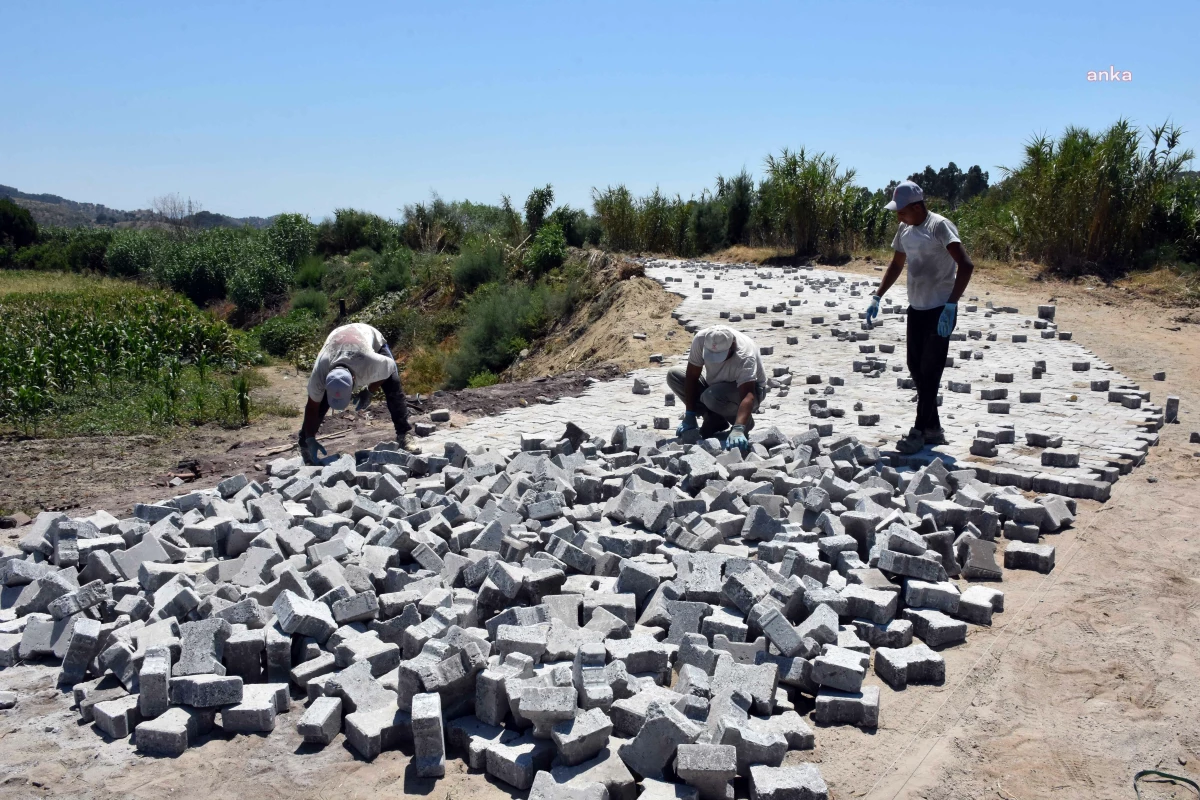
[701,327,736,364]
[325,366,354,410]
[885,180,924,211]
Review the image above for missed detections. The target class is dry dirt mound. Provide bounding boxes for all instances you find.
[508,275,683,380]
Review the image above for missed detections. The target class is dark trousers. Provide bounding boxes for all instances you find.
[906,305,950,433]
[314,372,410,442]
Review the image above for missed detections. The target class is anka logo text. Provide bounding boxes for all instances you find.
[1087,66,1132,82]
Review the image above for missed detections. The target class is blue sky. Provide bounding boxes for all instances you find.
[3,0,1197,220]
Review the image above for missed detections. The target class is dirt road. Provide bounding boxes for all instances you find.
[0,263,1197,799]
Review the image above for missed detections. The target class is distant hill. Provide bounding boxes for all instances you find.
[0,184,274,230]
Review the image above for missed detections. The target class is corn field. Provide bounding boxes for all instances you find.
[0,285,252,433]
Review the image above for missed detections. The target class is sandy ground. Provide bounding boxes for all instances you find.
[0,261,1198,799]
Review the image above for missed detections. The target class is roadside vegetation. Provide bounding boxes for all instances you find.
[0,117,1197,437]
[0,274,286,436]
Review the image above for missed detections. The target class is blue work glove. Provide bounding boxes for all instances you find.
[725,424,750,454]
[865,294,881,324]
[354,389,372,412]
[301,436,327,466]
[676,411,699,437]
[937,302,958,337]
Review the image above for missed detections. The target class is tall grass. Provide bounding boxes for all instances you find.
[997,120,1194,275]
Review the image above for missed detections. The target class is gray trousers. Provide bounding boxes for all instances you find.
[666,365,762,431]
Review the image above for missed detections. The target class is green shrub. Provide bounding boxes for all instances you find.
[291,289,329,318]
[347,246,378,264]
[316,209,398,255]
[226,238,291,313]
[370,246,412,295]
[294,254,325,289]
[106,230,164,277]
[547,205,600,248]
[452,241,507,293]
[0,198,37,250]
[524,223,567,277]
[447,282,558,387]
[266,213,316,268]
[255,309,320,357]
[467,370,499,388]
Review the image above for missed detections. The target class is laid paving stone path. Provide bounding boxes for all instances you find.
[420,259,1164,499]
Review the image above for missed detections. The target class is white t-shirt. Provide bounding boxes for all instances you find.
[891,211,962,310]
[687,327,766,387]
[307,323,397,402]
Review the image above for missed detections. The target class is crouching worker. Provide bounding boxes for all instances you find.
[667,325,766,454]
[299,322,411,465]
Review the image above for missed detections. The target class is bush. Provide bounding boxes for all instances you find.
[226,238,290,313]
[255,309,320,357]
[294,254,325,289]
[0,198,37,250]
[547,205,600,248]
[291,289,328,319]
[106,230,164,277]
[266,213,316,268]
[370,247,412,295]
[316,209,397,255]
[524,223,567,277]
[452,241,507,293]
[446,282,558,387]
[467,370,499,388]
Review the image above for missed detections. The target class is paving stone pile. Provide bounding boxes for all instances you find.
[0,406,1095,799]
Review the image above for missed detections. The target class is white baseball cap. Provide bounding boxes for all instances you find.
[885,180,924,211]
[701,327,736,364]
[325,366,354,410]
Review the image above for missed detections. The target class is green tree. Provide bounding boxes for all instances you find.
[524,185,555,239]
[0,198,37,249]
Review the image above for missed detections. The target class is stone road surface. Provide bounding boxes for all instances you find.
[419,260,1162,497]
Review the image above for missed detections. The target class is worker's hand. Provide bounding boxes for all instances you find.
[676,411,699,437]
[300,436,326,466]
[865,294,881,324]
[937,303,958,337]
[354,389,372,412]
[725,425,750,454]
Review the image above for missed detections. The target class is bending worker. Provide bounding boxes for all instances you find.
[667,325,766,453]
[867,180,975,455]
[299,322,411,464]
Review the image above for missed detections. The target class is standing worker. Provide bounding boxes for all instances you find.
[867,180,975,454]
[667,325,766,454]
[299,322,411,464]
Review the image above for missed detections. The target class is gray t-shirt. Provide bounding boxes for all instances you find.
[307,323,397,402]
[687,327,766,387]
[891,211,962,310]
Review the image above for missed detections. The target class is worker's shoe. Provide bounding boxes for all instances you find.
[895,428,926,455]
[924,428,947,447]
